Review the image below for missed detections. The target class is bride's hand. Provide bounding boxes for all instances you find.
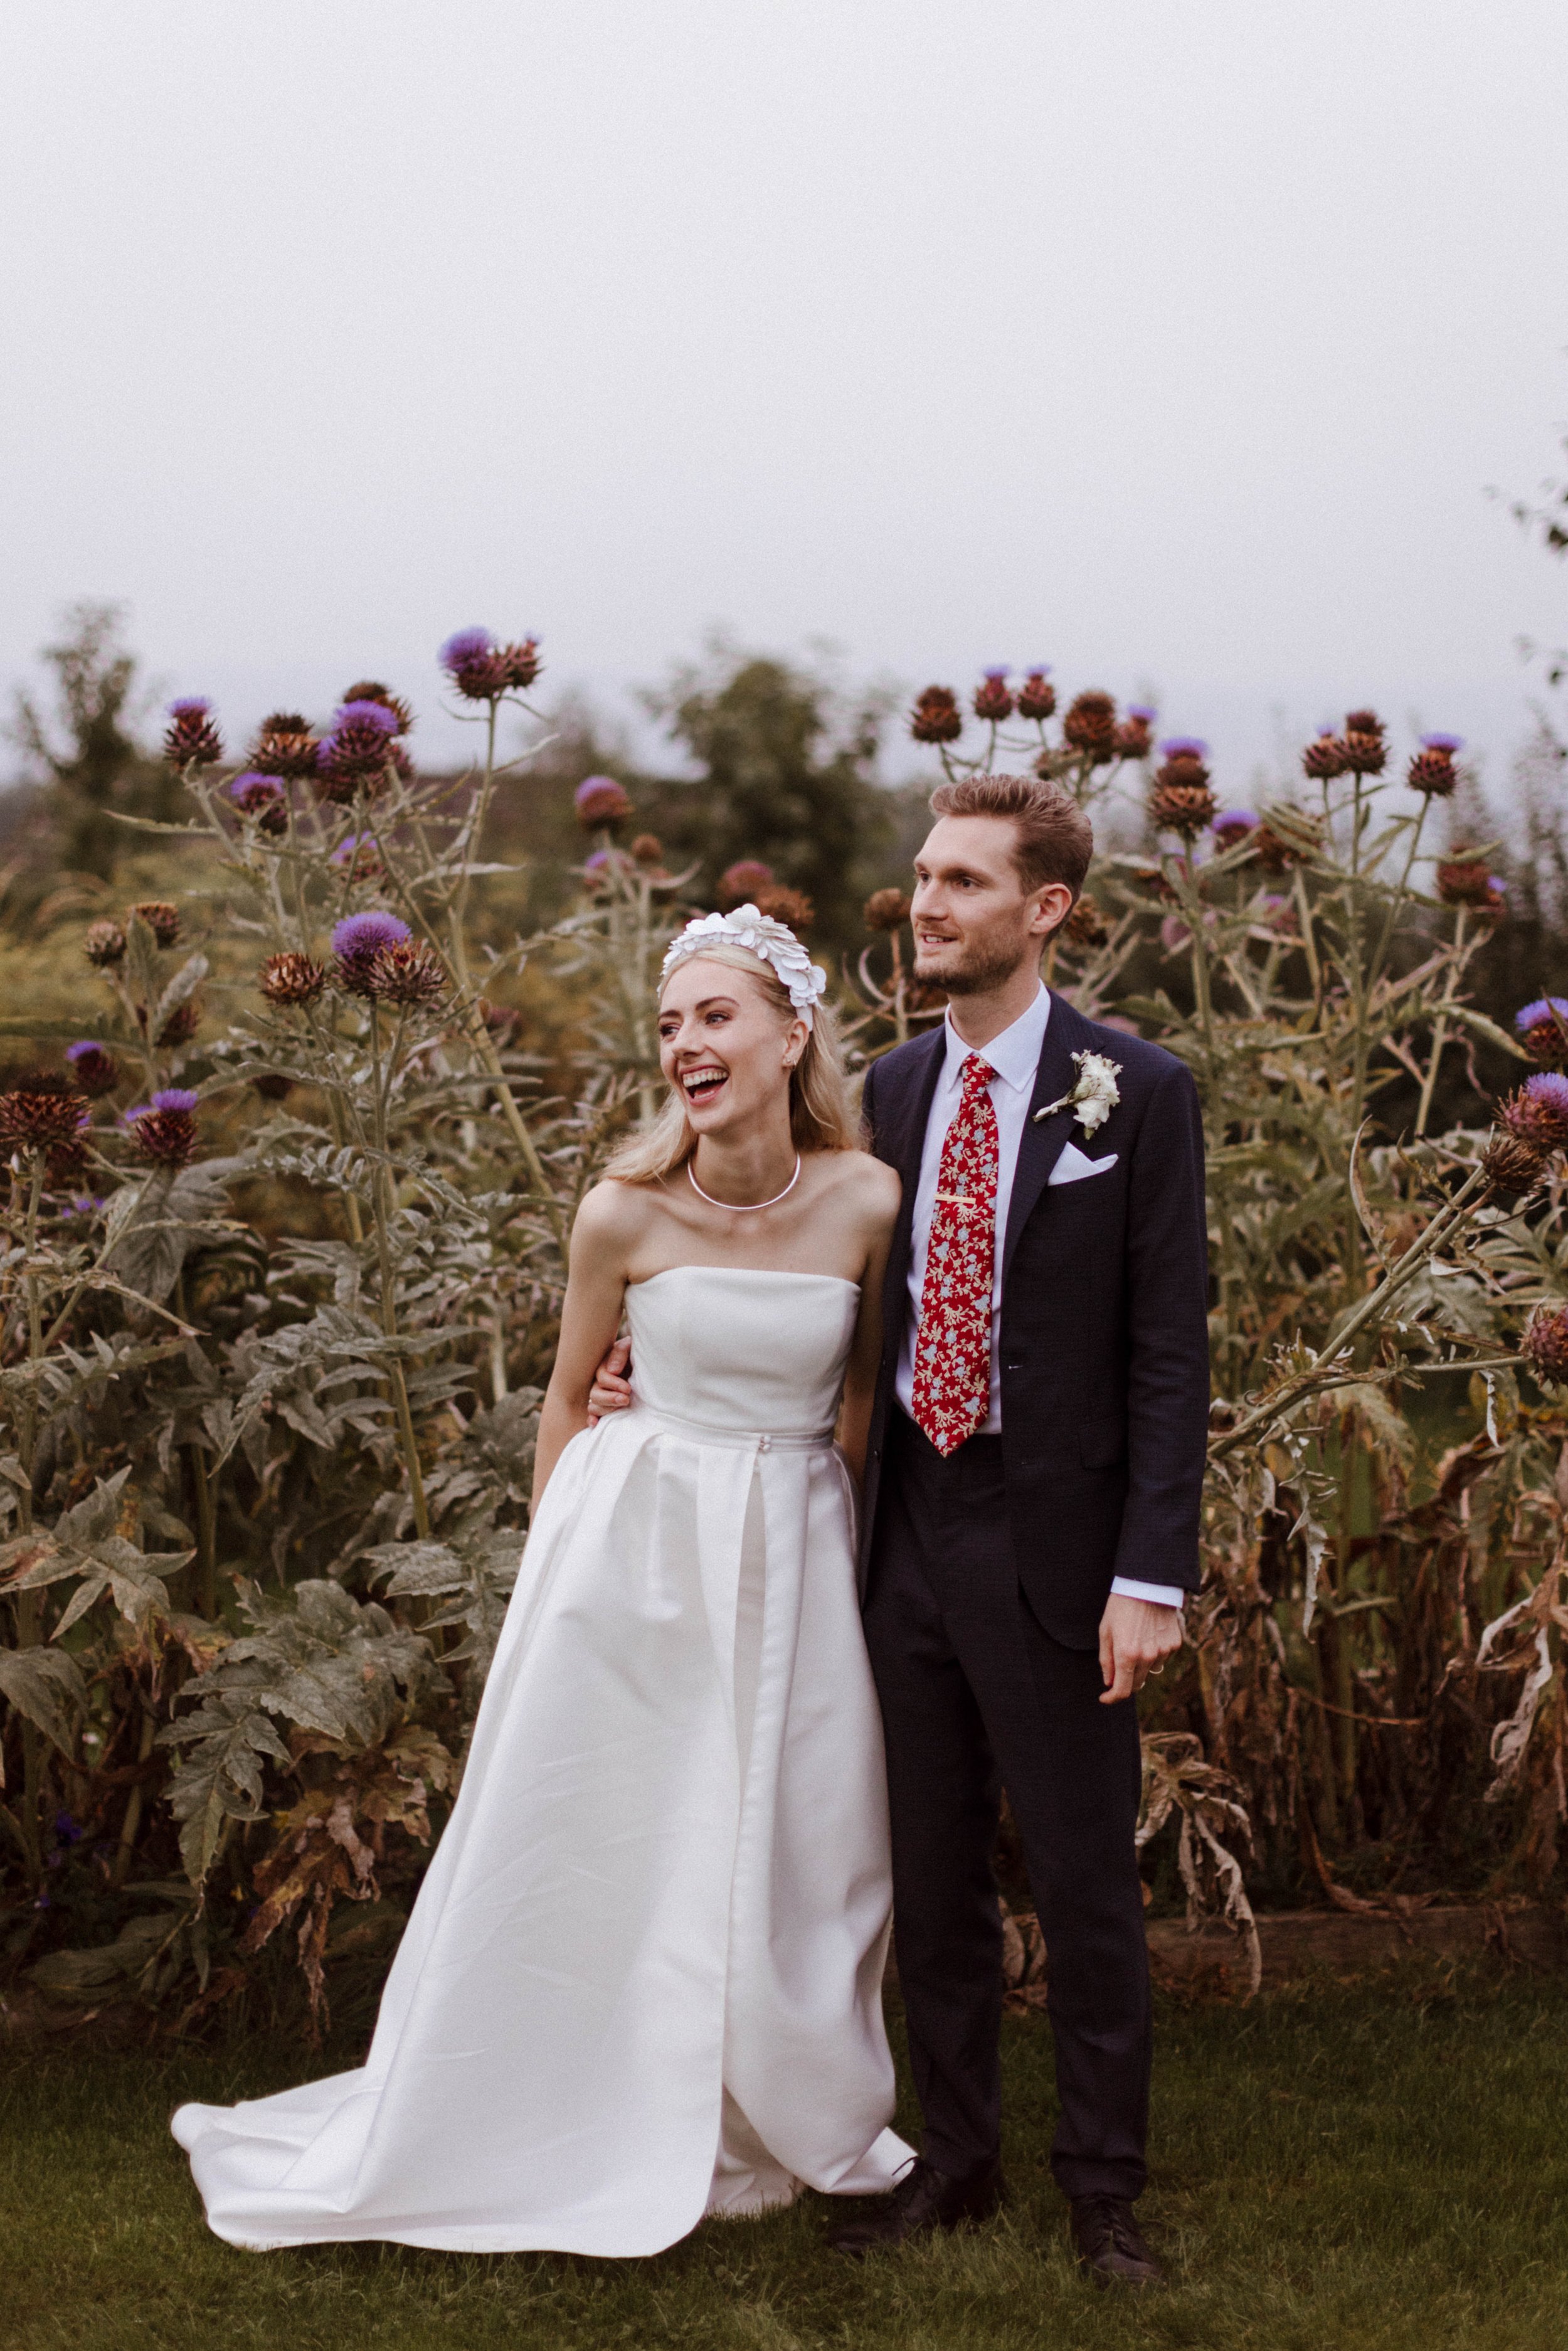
[586,1337,634,1425]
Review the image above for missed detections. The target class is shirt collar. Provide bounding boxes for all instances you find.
[941,983,1050,1095]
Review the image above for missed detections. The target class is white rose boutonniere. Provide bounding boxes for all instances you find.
[1033,1049,1122,1137]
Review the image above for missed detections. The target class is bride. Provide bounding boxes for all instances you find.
[173,904,913,2256]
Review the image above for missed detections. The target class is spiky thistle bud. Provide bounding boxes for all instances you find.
[315,706,399,802]
[84,920,127,969]
[1523,1303,1568,1384]
[229,772,288,834]
[331,911,412,999]
[755,884,813,928]
[629,834,665,868]
[1407,733,1463,797]
[259,951,327,1007]
[1016,668,1056,722]
[1115,707,1155,759]
[163,698,222,768]
[132,901,181,949]
[864,887,912,932]
[909,686,963,745]
[156,1000,201,1048]
[1480,1133,1544,1199]
[1302,731,1348,781]
[1515,998,1568,1068]
[1150,743,1216,837]
[1499,1073,1568,1152]
[363,938,447,1009]
[1342,730,1387,777]
[0,1073,89,1156]
[1062,691,1118,761]
[1062,894,1108,948]
[497,638,541,691]
[1436,859,1502,911]
[718,859,775,910]
[64,1041,119,1098]
[574,775,634,829]
[972,669,1014,723]
[339,682,413,735]
[249,716,322,780]
[125,1089,198,1169]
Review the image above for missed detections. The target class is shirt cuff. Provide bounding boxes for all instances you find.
[1110,1576,1185,1610]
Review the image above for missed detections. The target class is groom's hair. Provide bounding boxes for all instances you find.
[928,772,1093,903]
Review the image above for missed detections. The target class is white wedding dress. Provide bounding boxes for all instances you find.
[173,1266,911,2256]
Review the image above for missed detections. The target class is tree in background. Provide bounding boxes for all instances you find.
[7,603,166,879]
[643,646,893,955]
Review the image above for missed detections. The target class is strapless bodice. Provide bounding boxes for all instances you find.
[622,1266,859,1439]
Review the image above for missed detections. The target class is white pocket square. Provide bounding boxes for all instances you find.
[1049,1141,1119,1186]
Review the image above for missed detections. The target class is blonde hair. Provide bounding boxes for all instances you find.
[603,941,857,1186]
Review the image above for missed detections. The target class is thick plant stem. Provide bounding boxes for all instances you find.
[1415,910,1467,1140]
[366,1009,432,1541]
[173,1274,219,1617]
[110,1701,157,1889]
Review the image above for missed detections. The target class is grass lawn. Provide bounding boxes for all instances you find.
[3,1966,1567,2351]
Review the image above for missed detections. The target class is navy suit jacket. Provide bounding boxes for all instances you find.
[859,991,1211,1649]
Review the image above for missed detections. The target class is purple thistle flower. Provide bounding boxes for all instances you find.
[982,666,1009,681]
[575,775,635,825]
[1526,1073,1568,1115]
[1160,736,1210,760]
[1127,703,1157,722]
[1212,809,1259,832]
[439,627,494,672]
[583,849,612,873]
[65,1040,119,1098]
[332,911,410,960]
[1515,998,1568,1034]
[332,699,400,736]
[332,910,412,997]
[1422,732,1464,753]
[166,696,212,719]
[1490,876,1507,895]
[151,1088,199,1113]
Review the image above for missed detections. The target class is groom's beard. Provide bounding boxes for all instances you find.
[914,938,1039,997]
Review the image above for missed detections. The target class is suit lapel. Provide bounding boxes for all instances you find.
[1001,990,1093,1282]
[875,1025,946,1340]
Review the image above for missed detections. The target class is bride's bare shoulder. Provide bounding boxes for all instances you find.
[820,1148,901,1231]
[574,1176,666,1249]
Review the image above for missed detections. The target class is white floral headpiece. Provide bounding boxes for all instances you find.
[660,904,828,1027]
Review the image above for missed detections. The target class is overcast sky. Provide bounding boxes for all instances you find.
[3,0,1565,798]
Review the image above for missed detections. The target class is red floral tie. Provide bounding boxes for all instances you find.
[911,1054,999,1457]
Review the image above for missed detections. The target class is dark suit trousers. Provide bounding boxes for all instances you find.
[863,1409,1152,2202]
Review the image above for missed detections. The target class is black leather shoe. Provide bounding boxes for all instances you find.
[1069,2194,1163,2286]
[827,2155,1005,2258]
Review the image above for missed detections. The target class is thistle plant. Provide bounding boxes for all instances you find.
[8,629,1568,2027]
[896,666,1568,1919]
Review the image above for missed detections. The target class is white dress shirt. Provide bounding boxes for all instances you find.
[894,986,1183,1612]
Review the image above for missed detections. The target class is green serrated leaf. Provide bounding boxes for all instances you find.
[0,1645,87,1758]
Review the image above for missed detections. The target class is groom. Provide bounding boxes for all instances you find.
[832,770,1209,2283]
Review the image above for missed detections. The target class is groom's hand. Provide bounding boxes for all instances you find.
[586,1338,634,1425]
[1098,1595,1183,1704]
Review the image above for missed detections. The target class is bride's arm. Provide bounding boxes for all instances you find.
[837,1168,901,1485]
[531,1184,640,1506]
